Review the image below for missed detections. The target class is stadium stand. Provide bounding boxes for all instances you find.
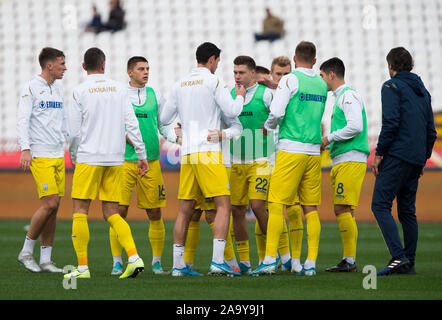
[0,0,441,158]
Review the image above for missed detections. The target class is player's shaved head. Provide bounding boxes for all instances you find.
[295,41,317,64]
[83,47,106,71]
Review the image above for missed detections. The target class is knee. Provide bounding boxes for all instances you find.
[118,206,129,219]
[205,210,216,224]
[42,196,60,213]
[190,209,203,222]
[231,206,246,220]
[147,208,162,221]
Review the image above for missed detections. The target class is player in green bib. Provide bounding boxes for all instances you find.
[320,57,369,273]
[109,56,178,276]
[252,41,328,276]
[228,55,290,274]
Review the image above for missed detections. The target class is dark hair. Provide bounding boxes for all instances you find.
[38,47,65,69]
[386,47,414,72]
[83,47,106,71]
[233,55,256,71]
[196,42,221,64]
[255,65,270,75]
[127,56,148,70]
[320,57,345,78]
[295,41,316,63]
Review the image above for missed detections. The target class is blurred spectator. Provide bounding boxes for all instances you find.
[85,6,102,33]
[85,0,126,34]
[254,8,284,42]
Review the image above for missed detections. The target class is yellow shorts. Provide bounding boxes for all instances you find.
[71,163,122,202]
[330,161,367,208]
[119,160,166,209]
[195,167,231,211]
[230,161,272,206]
[30,157,65,198]
[178,152,230,205]
[268,151,321,206]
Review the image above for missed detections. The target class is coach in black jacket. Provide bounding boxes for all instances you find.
[371,47,437,276]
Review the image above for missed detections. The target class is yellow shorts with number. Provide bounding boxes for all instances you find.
[119,160,166,209]
[178,152,230,206]
[71,163,122,202]
[230,161,272,206]
[268,151,321,206]
[195,167,231,211]
[30,157,65,198]
[330,161,366,209]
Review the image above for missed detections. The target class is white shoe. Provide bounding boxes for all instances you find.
[40,261,63,273]
[291,262,303,274]
[18,252,41,272]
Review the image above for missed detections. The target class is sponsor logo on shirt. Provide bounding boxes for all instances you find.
[136,113,148,118]
[39,101,63,109]
[298,93,326,103]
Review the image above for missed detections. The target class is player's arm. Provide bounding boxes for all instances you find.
[60,87,71,146]
[123,91,149,176]
[207,112,243,143]
[214,77,245,118]
[376,81,401,157]
[68,90,82,165]
[159,84,179,126]
[156,89,178,143]
[16,85,33,171]
[323,91,363,148]
[264,74,297,132]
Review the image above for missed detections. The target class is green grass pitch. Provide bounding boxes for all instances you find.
[0,220,441,300]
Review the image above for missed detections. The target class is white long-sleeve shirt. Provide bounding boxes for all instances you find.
[160,67,244,156]
[220,112,242,168]
[127,84,177,143]
[232,83,274,164]
[68,74,146,166]
[264,67,321,155]
[327,84,367,165]
[16,75,68,158]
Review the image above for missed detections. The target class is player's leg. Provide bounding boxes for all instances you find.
[253,152,304,275]
[100,165,143,278]
[325,162,357,272]
[110,161,137,274]
[184,209,202,269]
[230,163,251,272]
[19,158,62,272]
[39,157,65,272]
[286,203,303,272]
[205,210,239,271]
[297,155,322,276]
[146,208,166,273]
[232,205,251,273]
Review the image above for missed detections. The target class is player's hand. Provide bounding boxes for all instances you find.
[261,123,269,136]
[256,74,278,90]
[321,136,330,151]
[371,155,383,177]
[138,159,149,178]
[235,83,246,99]
[174,122,182,145]
[20,150,32,172]
[207,129,224,142]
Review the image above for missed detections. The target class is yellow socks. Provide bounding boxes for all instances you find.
[107,214,138,260]
[287,205,303,260]
[236,240,250,263]
[265,202,285,258]
[305,210,321,262]
[353,216,358,260]
[184,220,200,266]
[109,225,123,258]
[337,212,357,260]
[149,218,165,259]
[254,221,266,262]
[72,213,89,267]
[223,218,237,262]
[278,217,290,257]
